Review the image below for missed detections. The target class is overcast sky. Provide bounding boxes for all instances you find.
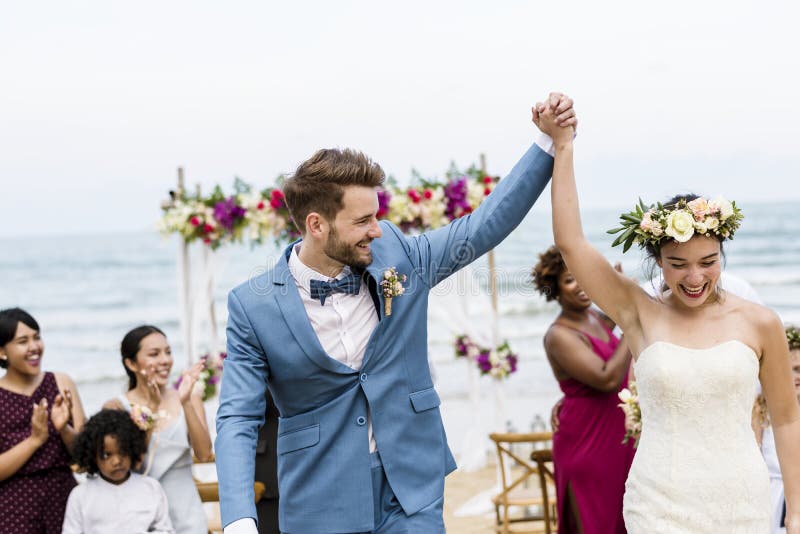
[2,1,799,238]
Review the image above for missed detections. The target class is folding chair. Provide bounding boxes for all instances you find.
[489,432,556,533]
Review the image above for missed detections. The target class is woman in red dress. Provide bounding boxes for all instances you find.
[0,308,86,534]
[533,246,635,534]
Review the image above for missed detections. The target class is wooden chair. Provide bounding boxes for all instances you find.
[531,448,558,534]
[489,432,557,534]
[193,453,266,534]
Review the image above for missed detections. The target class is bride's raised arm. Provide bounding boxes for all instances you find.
[536,105,645,337]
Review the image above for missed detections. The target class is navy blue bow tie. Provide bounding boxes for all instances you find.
[309,273,361,305]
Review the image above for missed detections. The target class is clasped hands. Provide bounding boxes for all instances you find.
[533,92,577,147]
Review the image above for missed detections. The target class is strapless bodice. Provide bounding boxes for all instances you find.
[623,340,770,533]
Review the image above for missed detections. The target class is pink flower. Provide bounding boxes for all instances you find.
[482,176,493,184]
[190,216,200,227]
[423,189,433,200]
[257,201,265,210]
[686,198,711,221]
[640,210,655,231]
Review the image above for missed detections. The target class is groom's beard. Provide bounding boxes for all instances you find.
[324,225,373,269]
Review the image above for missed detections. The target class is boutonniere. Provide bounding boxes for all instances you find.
[381,267,407,316]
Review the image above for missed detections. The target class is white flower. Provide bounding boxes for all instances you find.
[618,388,633,403]
[694,220,708,234]
[664,210,695,243]
[709,196,734,220]
[704,217,719,230]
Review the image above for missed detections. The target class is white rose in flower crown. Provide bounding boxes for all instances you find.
[709,196,734,220]
[664,210,695,243]
[694,220,708,234]
[651,223,664,237]
[704,217,719,231]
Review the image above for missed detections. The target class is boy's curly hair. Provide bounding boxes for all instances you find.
[73,409,147,475]
[531,245,566,302]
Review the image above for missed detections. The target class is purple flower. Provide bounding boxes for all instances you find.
[443,178,471,221]
[476,351,492,373]
[377,190,392,218]
[213,197,247,230]
[208,374,221,385]
[508,354,518,373]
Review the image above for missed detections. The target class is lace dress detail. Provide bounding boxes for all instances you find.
[623,341,770,533]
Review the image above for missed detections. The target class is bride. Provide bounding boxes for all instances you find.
[533,98,800,533]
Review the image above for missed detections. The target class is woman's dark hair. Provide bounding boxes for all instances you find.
[0,308,40,369]
[120,325,165,390]
[531,245,566,302]
[72,408,147,475]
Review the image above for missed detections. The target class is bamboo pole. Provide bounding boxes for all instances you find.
[481,154,500,348]
[177,168,194,367]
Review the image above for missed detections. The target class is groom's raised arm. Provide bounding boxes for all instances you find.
[394,94,575,288]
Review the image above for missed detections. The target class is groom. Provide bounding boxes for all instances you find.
[216,92,576,534]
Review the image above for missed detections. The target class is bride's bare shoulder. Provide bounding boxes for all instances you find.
[728,294,782,335]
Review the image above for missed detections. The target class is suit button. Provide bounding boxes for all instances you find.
[360,373,367,382]
[356,416,366,426]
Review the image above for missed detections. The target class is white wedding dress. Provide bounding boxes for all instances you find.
[623,340,771,533]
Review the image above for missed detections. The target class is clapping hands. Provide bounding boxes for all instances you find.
[50,389,73,432]
[177,360,206,404]
[29,398,49,446]
[138,366,163,411]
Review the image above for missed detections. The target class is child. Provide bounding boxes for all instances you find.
[62,409,175,534]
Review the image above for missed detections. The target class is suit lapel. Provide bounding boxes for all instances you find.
[272,244,356,375]
[365,258,389,322]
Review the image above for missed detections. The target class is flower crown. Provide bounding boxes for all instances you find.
[608,196,744,252]
[787,325,800,351]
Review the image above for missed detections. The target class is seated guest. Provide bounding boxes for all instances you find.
[104,325,211,534]
[532,246,635,534]
[0,307,86,534]
[63,409,174,534]
[753,325,800,534]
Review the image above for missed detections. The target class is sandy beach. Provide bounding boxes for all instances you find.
[444,466,501,533]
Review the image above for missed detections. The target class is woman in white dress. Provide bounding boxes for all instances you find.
[534,96,800,533]
[104,325,213,534]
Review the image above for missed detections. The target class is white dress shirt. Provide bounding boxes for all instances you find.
[224,133,555,534]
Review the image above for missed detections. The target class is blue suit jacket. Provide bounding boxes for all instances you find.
[215,142,553,533]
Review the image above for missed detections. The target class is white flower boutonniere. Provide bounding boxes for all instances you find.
[381,268,407,316]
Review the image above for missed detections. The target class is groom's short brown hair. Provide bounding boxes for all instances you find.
[283,148,385,234]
